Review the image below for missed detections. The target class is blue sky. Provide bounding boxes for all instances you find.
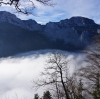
[0,0,100,24]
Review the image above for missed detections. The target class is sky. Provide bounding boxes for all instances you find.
[0,0,100,24]
[0,50,86,99]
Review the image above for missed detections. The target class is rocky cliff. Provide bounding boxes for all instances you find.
[0,11,99,57]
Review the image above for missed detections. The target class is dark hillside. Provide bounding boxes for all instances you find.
[0,22,52,57]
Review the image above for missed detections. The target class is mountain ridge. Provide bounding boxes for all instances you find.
[0,11,99,57]
[0,11,97,29]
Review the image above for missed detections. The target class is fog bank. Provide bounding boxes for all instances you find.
[0,50,86,99]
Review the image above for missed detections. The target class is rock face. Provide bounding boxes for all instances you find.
[0,11,42,31]
[68,17,95,26]
[0,11,99,57]
[23,19,42,31]
[0,11,25,28]
[43,17,98,49]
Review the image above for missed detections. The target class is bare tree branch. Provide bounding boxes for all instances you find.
[0,0,54,15]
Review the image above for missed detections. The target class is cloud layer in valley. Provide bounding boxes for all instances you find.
[0,50,86,99]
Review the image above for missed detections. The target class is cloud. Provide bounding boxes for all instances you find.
[0,0,100,24]
[0,51,47,99]
[0,50,86,99]
[16,0,100,24]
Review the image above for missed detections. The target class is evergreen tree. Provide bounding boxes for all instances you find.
[34,93,39,99]
[77,79,84,99]
[43,91,52,99]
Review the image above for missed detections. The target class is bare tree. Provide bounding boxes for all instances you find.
[32,50,90,99]
[0,0,53,14]
[75,35,100,99]
[32,51,72,99]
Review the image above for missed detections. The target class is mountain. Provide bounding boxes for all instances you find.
[0,11,99,57]
[0,22,53,57]
[0,11,42,31]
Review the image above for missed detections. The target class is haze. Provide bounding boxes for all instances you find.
[0,50,85,99]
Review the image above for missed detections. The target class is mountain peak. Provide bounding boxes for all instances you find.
[69,16,96,26]
[0,11,16,16]
[0,11,17,21]
[0,11,26,28]
[0,11,42,31]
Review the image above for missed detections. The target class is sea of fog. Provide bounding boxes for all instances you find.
[0,50,86,99]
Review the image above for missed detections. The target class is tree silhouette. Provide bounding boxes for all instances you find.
[34,93,39,99]
[75,35,100,99]
[43,91,52,99]
[0,0,53,14]
[32,51,72,99]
